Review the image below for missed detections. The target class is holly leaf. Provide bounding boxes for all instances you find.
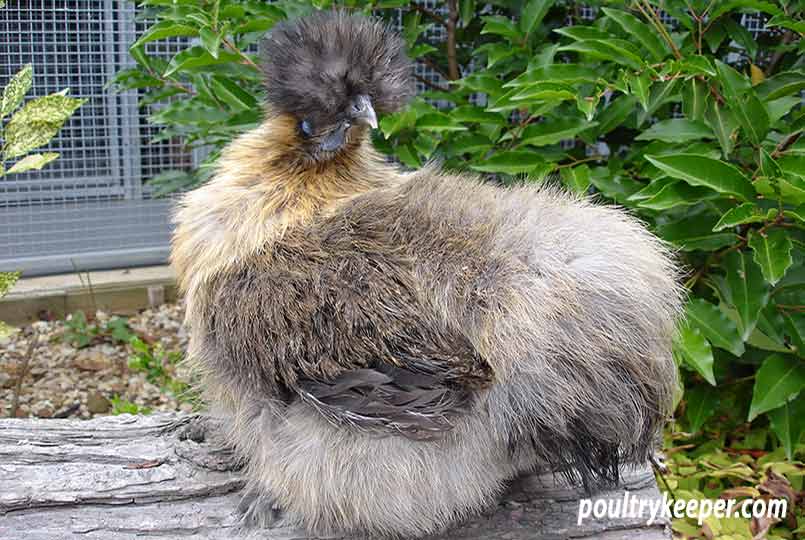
[748,229,793,285]
[748,354,805,421]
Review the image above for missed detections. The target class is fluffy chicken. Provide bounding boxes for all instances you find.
[172,10,682,538]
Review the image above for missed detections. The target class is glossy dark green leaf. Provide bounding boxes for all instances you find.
[645,154,755,201]
[682,78,709,122]
[601,7,669,61]
[558,39,643,70]
[723,250,770,341]
[704,101,738,158]
[518,117,593,147]
[675,320,717,386]
[769,396,805,460]
[416,113,467,132]
[756,70,805,101]
[637,181,718,210]
[481,15,523,43]
[520,0,554,37]
[712,203,775,231]
[131,20,198,49]
[636,78,679,126]
[470,151,548,175]
[685,298,745,357]
[559,164,591,194]
[636,119,714,143]
[685,386,719,432]
[505,64,599,87]
[748,229,794,285]
[748,354,805,421]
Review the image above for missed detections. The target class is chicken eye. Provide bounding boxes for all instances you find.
[300,119,313,138]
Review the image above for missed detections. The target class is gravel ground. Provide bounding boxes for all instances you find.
[0,303,192,419]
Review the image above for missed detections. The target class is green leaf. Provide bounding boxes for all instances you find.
[715,60,751,103]
[163,46,241,77]
[748,229,793,285]
[199,26,223,59]
[592,94,635,136]
[636,78,679,126]
[705,101,738,158]
[645,154,755,201]
[675,320,717,385]
[2,94,85,159]
[0,271,21,298]
[416,112,467,132]
[481,15,523,43]
[658,214,739,252]
[637,180,718,210]
[505,64,599,87]
[636,119,714,143]
[685,386,719,432]
[517,117,593,147]
[768,396,805,460]
[209,75,257,111]
[559,164,591,194]
[628,71,652,111]
[601,7,669,61]
[1,63,32,120]
[520,0,554,37]
[723,250,770,341]
[730,93,770,145]
[379,107,417,139]
[474,42,516,68]
[470,151,548,175]
[748,354,805,421]
[682,78,709,122]
[712,203,773,231]
[131,21,198,49]
[685,298,745,356]
[449,106,505,125]
[756,70,805,101]
[558,39,643,69]
[5,152,60,174]
[510,81,576,102]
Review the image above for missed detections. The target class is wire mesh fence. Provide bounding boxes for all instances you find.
[0,1,189,276]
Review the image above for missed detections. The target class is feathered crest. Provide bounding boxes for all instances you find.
[260,11,414,125]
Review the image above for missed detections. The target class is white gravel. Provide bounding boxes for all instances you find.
[0,303,193,419]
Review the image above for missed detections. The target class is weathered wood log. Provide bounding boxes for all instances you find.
[0,413,672,539]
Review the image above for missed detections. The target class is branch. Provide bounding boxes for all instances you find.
[410,2,447,27]
[635,0,681,60]
[772,131,802,158]
[414,73,449,92]
[446,0,460,80]
[222,38,260,70]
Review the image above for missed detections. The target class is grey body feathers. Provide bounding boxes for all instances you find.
[179,164,682,537]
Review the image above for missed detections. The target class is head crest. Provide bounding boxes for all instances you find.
[260,11,415,126]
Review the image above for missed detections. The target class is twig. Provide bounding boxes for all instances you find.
[446,0,460,80]
[771,131,802,159]
[421,55,452,82]
[222,38,260,70]
[410,2,448,27]
[765,30,794,76]
[10,329,39,418]
[634,0,682,60]
[414,73,449,92]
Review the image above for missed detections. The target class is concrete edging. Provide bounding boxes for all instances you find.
[0,266,176,325]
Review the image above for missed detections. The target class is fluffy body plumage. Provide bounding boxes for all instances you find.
[173,11,682,539]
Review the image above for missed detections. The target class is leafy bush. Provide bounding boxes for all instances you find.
[119,1,804,458]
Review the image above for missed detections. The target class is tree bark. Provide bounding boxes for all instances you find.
[0,413,671,539]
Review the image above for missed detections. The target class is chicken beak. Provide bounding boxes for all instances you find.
[350,94,378,129]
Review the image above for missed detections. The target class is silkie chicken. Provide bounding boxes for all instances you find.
[172,10,682,539]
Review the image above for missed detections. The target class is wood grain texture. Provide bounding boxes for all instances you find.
[0,413,671,539]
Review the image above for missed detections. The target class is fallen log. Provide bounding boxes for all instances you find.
[0,413,671,539]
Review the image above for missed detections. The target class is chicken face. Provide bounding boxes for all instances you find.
[260,11,414,161]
